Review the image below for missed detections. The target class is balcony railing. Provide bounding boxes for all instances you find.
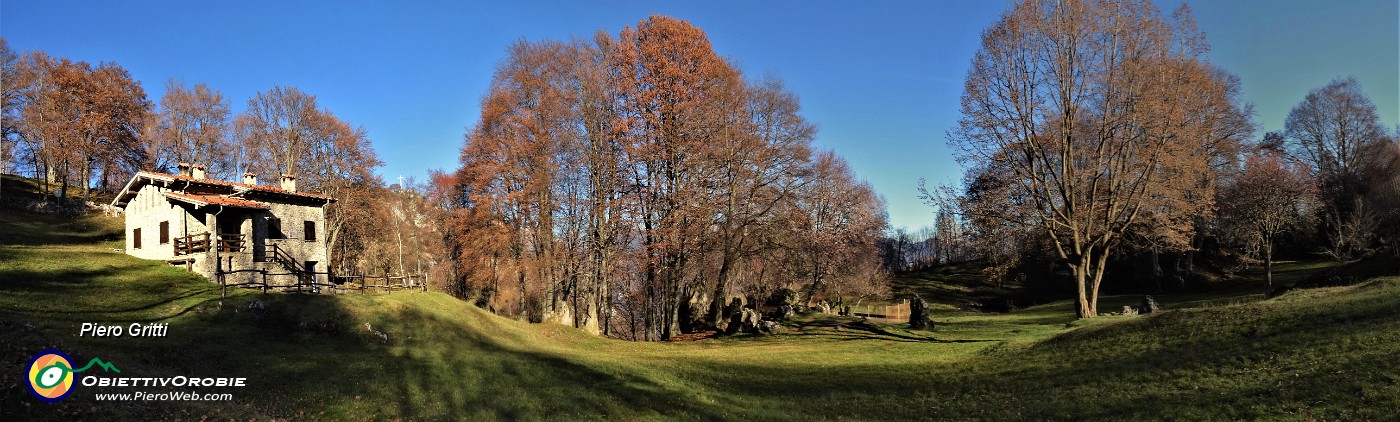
[174,232,246,255]
[217,233,246,252]
[174,232,209,255]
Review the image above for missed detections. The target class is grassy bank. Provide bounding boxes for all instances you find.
[2,207,1397,420]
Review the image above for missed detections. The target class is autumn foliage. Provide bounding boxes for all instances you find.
[3,5,1393,338]
[950,0,1253,318]
[6,47,150,200]
[446,16,887,339]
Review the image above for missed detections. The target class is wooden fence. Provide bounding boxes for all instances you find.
[848,300,911,321]
[215,269,427,298]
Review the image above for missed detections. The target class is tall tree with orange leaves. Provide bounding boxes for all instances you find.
[609,15,749,339]
[450,16,888,340]
[12,52,149,200]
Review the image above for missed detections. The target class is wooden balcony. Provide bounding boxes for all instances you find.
[174,232,209,255]
[217,233,247,252]
[174,232,246,255]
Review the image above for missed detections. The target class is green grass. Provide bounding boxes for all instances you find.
[3,207,1398,420]
[889,261,1003,311]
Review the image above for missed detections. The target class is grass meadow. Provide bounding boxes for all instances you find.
[2,207,1397,420]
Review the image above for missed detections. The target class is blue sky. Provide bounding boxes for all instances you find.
[2,0,1396,230]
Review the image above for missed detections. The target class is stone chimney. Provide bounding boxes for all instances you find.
[177,163,191,177]
[280,174,297,192]
[191,164,207,180]
[243,172,258,185]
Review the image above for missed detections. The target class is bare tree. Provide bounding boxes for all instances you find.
[1219,147,1317,295]
[951,0,1250,318]
[1284,77,1389,259]
[238,85,317,177]
[1286,77,1387,187]
[147,80,232,178]
[236,85,382,272]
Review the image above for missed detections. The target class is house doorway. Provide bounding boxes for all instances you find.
[218,214,247,252]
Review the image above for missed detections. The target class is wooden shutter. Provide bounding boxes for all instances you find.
[133,228,142,249]
[304,221,316,241]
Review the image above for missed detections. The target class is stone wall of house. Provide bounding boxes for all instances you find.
[121,182,332,288]
[124,184,207,261]
[260,201,330,285]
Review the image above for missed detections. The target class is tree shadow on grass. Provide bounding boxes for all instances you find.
[375,305,727,420]
[665,282,1400,420]
[107,294,735,420]
[0,286,213,316]
[785,316,996,344]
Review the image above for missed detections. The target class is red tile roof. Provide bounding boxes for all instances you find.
[112,171,338,208]
[136,171,336,201]
[162,192,270,210]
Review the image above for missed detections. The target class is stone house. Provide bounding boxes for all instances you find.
[110,163,337,288]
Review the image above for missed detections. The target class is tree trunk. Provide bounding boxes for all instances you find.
[1264,243,1274,297]
[707,253,732,328]
[1088,247,1110,317]
[58,169,68,201]
[1185,231,1200,274]
[1073,261,1092,319]
[1150,246,1163,279]
[46,162,57,199]
[81,157,92,201]
[327,221,343,273]
[489,253,500,312]
[100,160,110,192]
[395,217,406,276]
[1072,249,1106,319]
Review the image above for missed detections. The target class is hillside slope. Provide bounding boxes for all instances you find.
[2,207,1397,420]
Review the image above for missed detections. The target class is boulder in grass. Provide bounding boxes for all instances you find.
[725,309,745,335]
[721,297,744,330]
[725,305,762,335]
[1121,305,1138,316]
[729,308,763,334]
[909,296,933,329]
[765,288,800,320]
[1139,295,1160,314]
[772,304,796,321]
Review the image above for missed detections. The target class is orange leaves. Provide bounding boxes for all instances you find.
[12,51,150,198]
[448,16,883,338]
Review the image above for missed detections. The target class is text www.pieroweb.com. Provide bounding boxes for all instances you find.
[94,391,233,401]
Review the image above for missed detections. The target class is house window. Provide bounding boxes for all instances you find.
[268,217,284,239]
[304,221,316,241]
[159,221,170,244]
[133,228,142,249]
